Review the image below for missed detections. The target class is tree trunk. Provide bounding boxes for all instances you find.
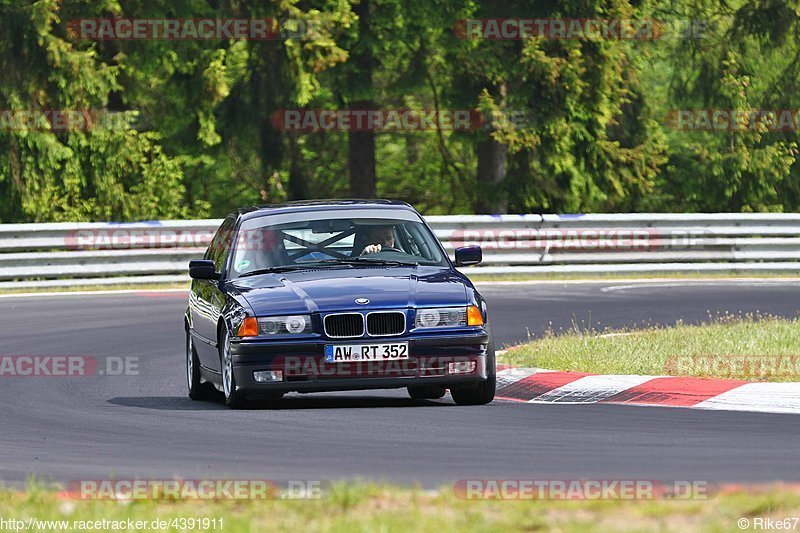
[474,136,507,213]
[474,82,508,214]
[347,0,376,198]
[287,132,308,200]
[348,104,376,198]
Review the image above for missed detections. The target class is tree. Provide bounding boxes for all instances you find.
[447,0,666,214]
[0,0,190,222]
[652,0,799,211]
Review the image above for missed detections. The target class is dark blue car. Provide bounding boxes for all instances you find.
[185,200,494,408]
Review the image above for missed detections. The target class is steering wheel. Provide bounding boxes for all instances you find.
[361,245,402,255]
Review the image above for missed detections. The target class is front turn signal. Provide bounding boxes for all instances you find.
[237,317,259,337]
[467,305,484,326]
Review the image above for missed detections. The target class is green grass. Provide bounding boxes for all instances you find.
[502,314,800,380]
[2,483,799,532]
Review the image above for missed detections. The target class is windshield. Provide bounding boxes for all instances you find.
[229,211,448,277]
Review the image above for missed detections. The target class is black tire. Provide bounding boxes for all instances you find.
[407,385,446,400]
[220,327,250,409]
[451,330,496,406]
[187,329,216,401]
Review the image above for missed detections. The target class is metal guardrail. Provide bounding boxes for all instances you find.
[2,214,800,288]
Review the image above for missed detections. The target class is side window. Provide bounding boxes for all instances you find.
[205,216,236,273]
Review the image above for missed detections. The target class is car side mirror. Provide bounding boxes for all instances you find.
[454,245,482,267]
[189,260,220,280]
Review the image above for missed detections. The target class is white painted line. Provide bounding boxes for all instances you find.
[0,288,188,299]
[496,367,540,389]
[0,274,189,290]
[530,374,655,403]
[600,280,800,292]
[694,382,800,415]
[2,277,798,298]
[474,277,800,288]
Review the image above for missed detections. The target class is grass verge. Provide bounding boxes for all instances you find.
[502,315,800,380]
[1,483,799,532]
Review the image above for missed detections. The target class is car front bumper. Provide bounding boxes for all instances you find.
[230,331,490,395]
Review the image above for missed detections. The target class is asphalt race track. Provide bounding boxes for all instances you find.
[1,279,800,487]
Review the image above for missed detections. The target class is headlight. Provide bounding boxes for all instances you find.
[415,307,467,328]
[258,315,312,335]
[414,306,484,328]
[237,315,313,337]
[286,316,309,333]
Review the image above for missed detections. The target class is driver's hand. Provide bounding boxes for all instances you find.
[362,244,382,255]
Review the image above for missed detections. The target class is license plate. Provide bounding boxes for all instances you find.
[324,342,409,363]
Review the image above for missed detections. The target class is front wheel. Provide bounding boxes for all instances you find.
[187,329,215,401]
[451,331,496,406]
[220,327,249,409]
[450,375,496,406]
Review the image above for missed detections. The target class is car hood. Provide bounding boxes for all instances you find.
[232,267,468,314]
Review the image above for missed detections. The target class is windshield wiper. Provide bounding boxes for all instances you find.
[318,257,418,267]
[239,258,417,277]
[237,265,318,277]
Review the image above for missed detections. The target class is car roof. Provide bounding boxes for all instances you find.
[233,199,416,221]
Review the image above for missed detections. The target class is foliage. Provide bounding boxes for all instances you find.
[0,0,799,221]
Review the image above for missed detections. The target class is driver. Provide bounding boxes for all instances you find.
[361,225,396,255]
